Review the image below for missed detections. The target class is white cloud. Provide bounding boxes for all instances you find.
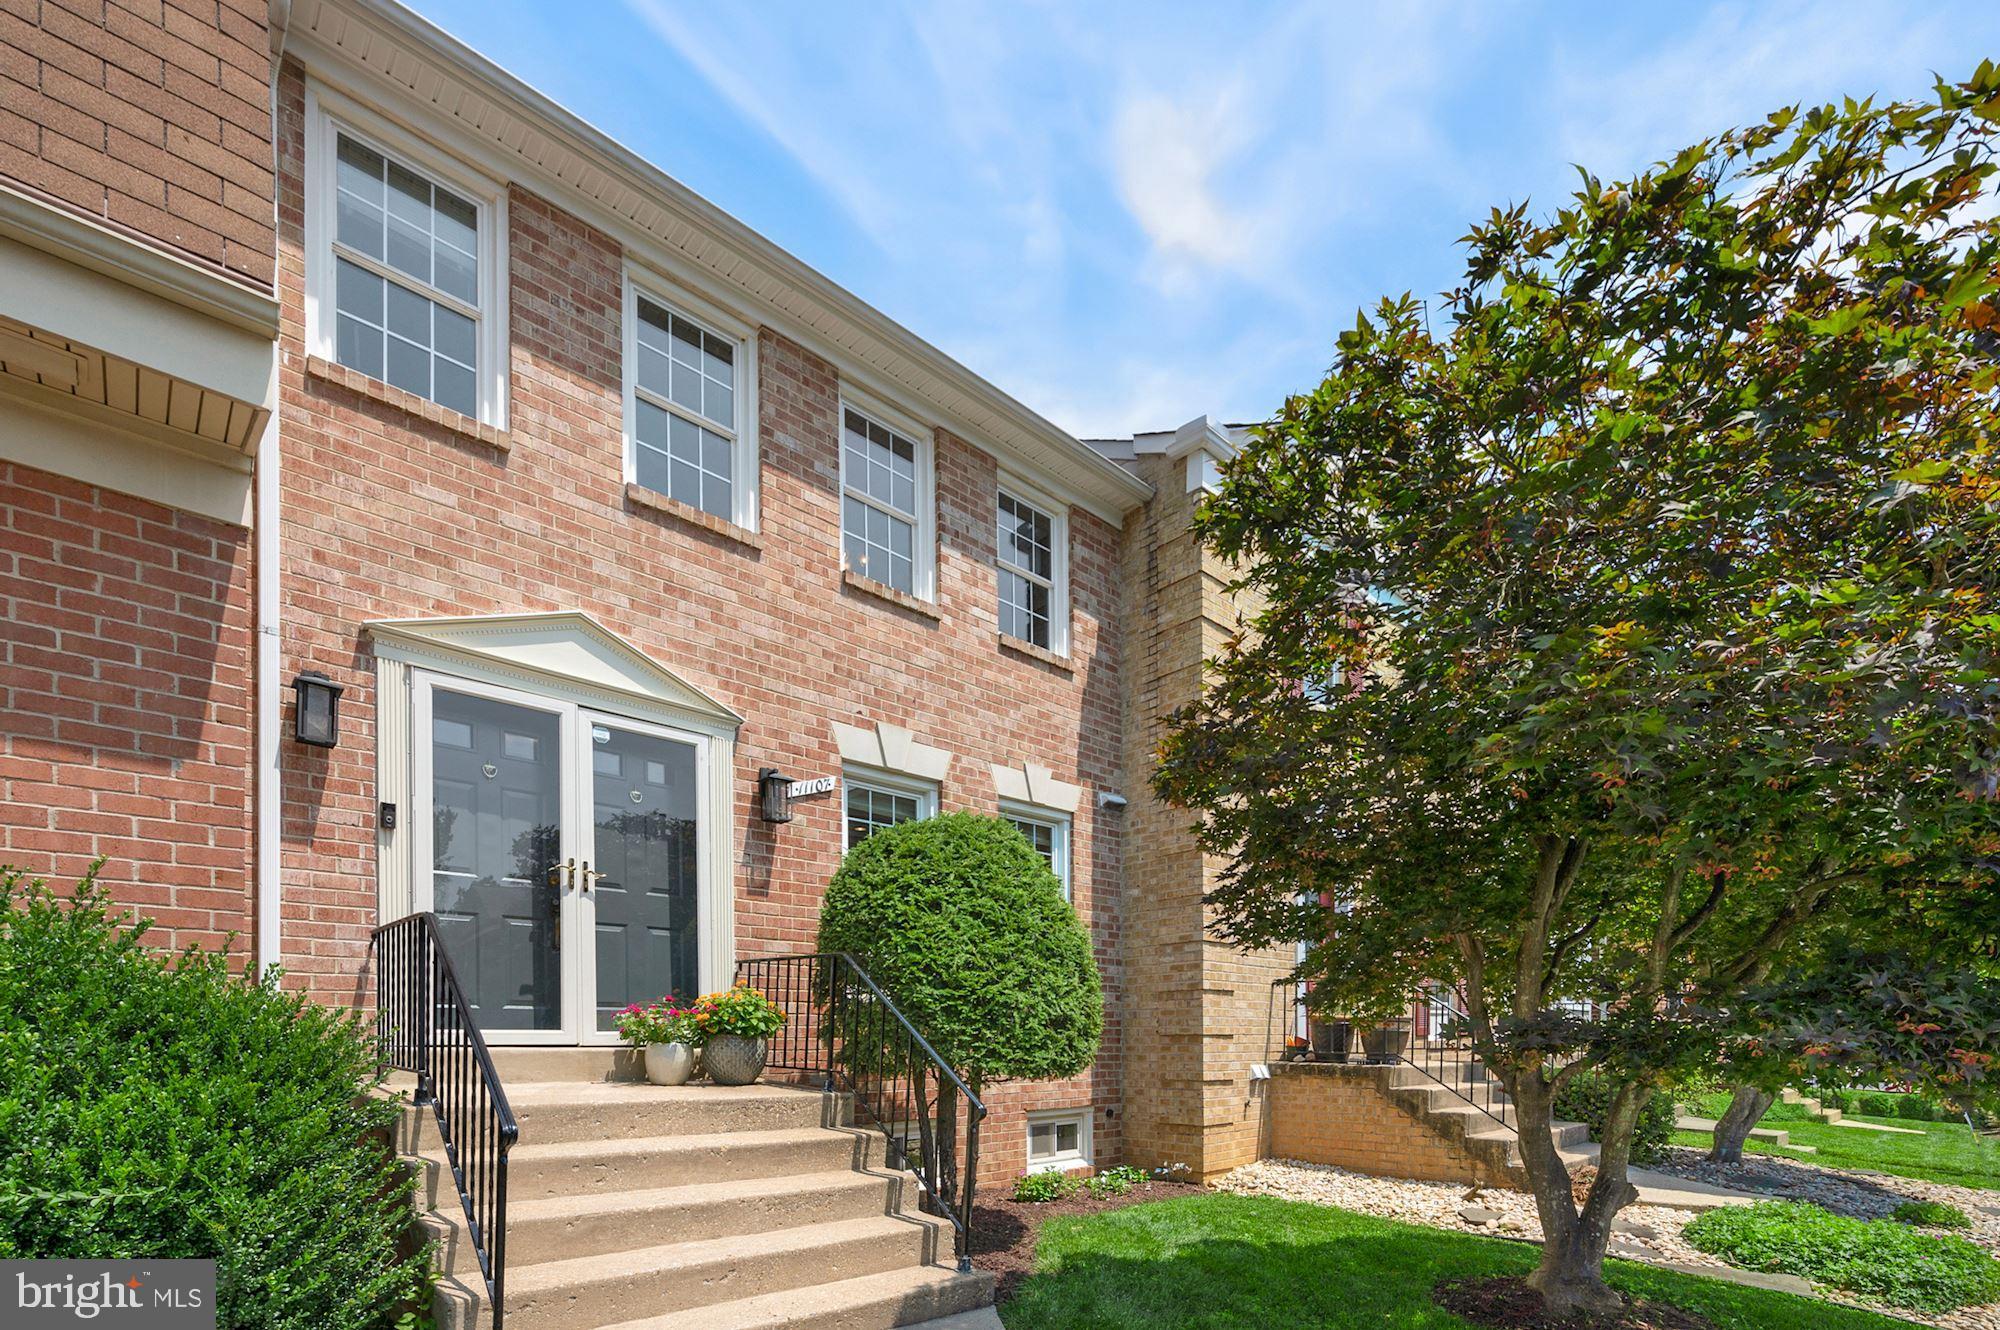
[1111,88,1264,287]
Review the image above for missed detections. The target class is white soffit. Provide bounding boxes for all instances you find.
[289,0,1152,524]
[991,760,1083,814]
[834,720,954,783]
[368,611,743,728]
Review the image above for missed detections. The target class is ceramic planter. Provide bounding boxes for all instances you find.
[1361,1023,1409,1065]
[1311,1019,1352,1062]
[701,1034,767,1086]
[643,1041,694,1086]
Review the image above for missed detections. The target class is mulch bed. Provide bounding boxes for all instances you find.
[969,1180,1205,1303]
[1435,1277,1719,1330]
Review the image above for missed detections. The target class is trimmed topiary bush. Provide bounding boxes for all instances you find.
[1893,1200,1972,1230]
[0,868,427,1329]
[817,812,1102,1087]
[1552,1071,1677,1165]
[1684,1200,2000,1312]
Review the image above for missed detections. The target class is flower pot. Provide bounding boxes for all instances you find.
[643,1041,694,1086]
[1312,1020,1352,1062]
[702,1034,767,1086]
[1362,1024,1409,1065]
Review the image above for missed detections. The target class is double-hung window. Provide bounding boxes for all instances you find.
[997,483,1068,653]
[307,92,505,425]
[842,404,930,598]
[1003,804,1071,901]
[625,280,758,528]
[843,769,937,850]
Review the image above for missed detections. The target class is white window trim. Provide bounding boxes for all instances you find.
[1001,798,1071,902]
[842,764,939,831]
[996,472,1070,655]
[838,389,936,602]
[1025,1108,1092,1173]
[622,267,761,531]
[303,80,510,428]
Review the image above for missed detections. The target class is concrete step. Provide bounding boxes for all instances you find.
[492,1081,835,1145]
[428,1169,913,1272]
[609,1263,996,1330]
[503,1126,878,1199]
[442,1214,945,1330]
[490,1046,647,1083]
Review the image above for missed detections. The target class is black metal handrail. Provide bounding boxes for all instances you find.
[736,953,986,1271]
[1272,979,1512,1129]
[374,912,519,1329]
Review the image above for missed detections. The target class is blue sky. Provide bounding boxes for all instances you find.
[402,1,2000,438]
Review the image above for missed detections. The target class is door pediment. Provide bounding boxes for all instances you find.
[368,611,742,729]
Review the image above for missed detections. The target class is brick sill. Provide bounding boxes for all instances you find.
[841,570,941,621]
[998,633,1073,672]
[624,483,764,549]
[304,356,511,452]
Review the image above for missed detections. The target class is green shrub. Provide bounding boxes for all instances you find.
[1684,1201,2000,1312]
[1892,1200,1972,1230]
[1012,1171,1081,1203]
[817,813,1102,1085]
[1897,1094,1941,1122]
[1856,1091,1901,1119]
[1083,1166,1148,1198]
[0,868,426,1329]
[1552,1072,1676,1165]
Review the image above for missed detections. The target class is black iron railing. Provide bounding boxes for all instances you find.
[374,912,518,1329]
[1272,979,1512,1129]
[736,953,985,1271]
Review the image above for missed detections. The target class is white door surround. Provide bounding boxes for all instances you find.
[369,611,739,1045]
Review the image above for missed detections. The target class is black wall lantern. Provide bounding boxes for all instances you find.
[291,670,345,748]
[757,767,793,823]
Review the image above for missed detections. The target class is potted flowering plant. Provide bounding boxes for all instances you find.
[615,999,698,1086]
[689,982,786,1085]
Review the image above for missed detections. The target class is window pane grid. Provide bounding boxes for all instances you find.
[846,784,921,849]
[635,398,734,519]
[636,297,735,433]
[997,492,1057,648]
[843,408,920,593]
[331,133,480,418]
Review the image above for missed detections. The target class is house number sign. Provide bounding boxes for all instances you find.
[787,775,837,799]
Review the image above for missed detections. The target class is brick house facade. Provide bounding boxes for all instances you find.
[2,0,1286,1191]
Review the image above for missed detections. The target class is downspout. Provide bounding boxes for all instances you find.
[255,0,293,978]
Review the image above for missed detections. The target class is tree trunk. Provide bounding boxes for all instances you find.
[1708,1084,1773,1165]
[1510,1072,1641,1316]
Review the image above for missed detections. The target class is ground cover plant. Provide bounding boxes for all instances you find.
[1682,1201,2000,1313]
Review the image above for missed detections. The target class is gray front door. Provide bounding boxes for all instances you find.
[428,686,567,1032]
[585,718,701,1032]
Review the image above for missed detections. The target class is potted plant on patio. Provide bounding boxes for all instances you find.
[615,999,698,1086]
[690,982,786,1085]
[1350,994,1412,1065]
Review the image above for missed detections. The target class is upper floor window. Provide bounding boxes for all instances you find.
[997,484,1068,653]
[305,90,506,426]
[625,278,759,529]
[841,403,932,599]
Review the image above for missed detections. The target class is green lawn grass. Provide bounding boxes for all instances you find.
[1670,1108,2000,1192]
[997,1193,1923,1329]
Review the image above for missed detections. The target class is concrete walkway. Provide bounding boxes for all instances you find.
[1830,1118,1927,1135]
[1558,1141,1764,1212]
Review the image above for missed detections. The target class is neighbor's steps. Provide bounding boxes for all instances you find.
[400,1064,990,1330]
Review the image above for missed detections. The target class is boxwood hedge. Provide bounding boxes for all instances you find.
[0,868,427,1329]
[817,812,1101,1086]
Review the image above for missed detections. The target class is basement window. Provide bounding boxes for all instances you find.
[1026,1110,1091,1172]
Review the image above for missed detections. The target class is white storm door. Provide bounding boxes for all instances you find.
[575,711,710,1044]
[412,671,583,1045]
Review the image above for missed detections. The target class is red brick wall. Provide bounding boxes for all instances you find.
[0,458,255,953]
[272,63,1125,1181]
[0,0,275,288]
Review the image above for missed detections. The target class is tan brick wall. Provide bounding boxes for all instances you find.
[270,62,1122,1183]
[1267,1064,1495,1186]
[0,0,275,287]
[1117,452,1292,1181]
[0,456,255,953]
